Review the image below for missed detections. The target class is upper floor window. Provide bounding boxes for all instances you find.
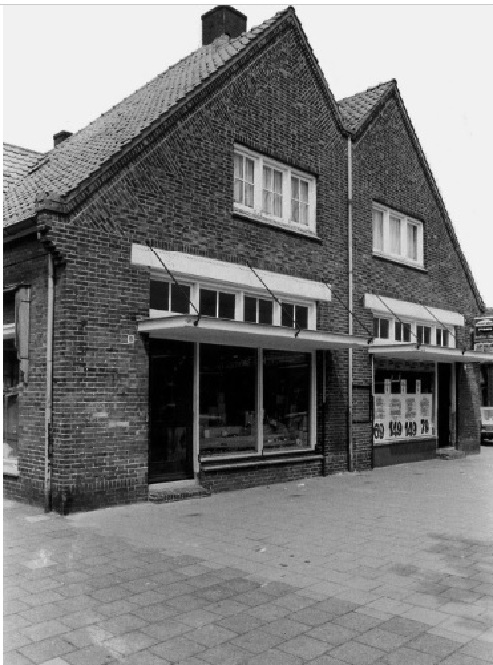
[150,280,190,314]
[417,325,431,345]
[244,296,273,325]
[395,321,411,342]
[372,204,424,268]
[281,303,308,330]
[199,289,235,320]
[436,328,450,347]
[234,146,316,233]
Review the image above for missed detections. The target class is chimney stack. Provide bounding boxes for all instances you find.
[201,5,247,46]
[53,130,72,147]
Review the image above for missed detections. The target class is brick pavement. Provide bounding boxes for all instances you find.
[4,448,493,664]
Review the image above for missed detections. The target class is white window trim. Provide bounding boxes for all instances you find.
[372,203,424,268]
[372,315,455,348]
[149,276,317,330]
[234,145,317,235]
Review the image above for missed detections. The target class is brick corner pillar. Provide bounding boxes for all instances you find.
[457,363,481,455]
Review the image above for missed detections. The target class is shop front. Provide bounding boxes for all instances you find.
[133,244,369,485]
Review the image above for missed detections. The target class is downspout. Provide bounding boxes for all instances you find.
[347,136,354,472]
[44,253,54,511]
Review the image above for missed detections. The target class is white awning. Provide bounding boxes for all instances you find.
[364,294,464,327]
[132,244,331,302]
[369,343,493,364]
[138,315,370,352]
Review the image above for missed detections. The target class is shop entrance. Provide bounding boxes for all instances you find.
[437,363,451,448]
[149,339,194,482]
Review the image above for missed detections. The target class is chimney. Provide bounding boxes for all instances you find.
[201,5,247,46]
[53,130,72,147]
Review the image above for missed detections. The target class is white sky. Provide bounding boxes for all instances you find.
[3,4,493,306]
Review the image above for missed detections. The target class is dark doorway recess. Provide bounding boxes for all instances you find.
[149,339,194,482]
[438,363,451,448]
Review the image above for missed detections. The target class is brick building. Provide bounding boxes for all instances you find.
[4,6,492,512]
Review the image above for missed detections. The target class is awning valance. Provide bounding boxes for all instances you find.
[138,315,371,352]
[369,342,493,364]
[364,294,464,327]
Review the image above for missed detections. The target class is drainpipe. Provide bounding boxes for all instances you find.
[44,253,54,511]
[347,136,354,472]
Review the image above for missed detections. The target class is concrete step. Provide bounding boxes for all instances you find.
[436,447,466,460]
[148,485,211,503]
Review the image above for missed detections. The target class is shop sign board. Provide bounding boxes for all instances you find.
[474,317,493,351]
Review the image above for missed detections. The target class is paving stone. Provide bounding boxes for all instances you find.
[277,634,330,660]
[355,627,412,651]
[333,611,383,633]
[197,642,252,664]
[405,632,463,657]
[230,628,285,653]
[185,623,238,646]
[63,645,115,665]
[307,621,359,646]
[215,612,265,634]
[244,647,304,664]
[378,616,430,636]
[149,635,205,661]
[18,636,75,664]
[103,630,159,655]
[4,653,41,665]
[142,619,192,641]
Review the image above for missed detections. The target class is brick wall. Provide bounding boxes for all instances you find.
[28,25,350,510]
[351,95,482,459]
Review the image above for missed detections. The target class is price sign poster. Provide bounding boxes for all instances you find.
[404,396,418,437]
[420,394,432,436]
[389,397,403,438]
[373,395,387,443]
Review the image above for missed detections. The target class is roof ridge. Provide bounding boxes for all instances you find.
[3,142,44,155]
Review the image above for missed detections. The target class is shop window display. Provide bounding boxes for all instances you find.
[373,363,435,444]
[199,345,257,455]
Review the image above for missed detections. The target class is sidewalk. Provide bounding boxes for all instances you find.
[4,449,493,665]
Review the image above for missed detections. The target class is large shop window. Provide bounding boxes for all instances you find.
[4,338,20,474]
[263,350,311,450]
[372,204,424,268]
[199,345,257,456]
[373,363,435,444]
[199,345,313,457]
[233,146,316,234]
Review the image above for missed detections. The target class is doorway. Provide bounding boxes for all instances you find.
[437,363,451,448]
[149,339,194,482]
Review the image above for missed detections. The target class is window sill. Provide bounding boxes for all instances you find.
[372,252,427,272]
[233,208,321,242]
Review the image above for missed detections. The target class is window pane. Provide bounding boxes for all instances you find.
[234,179,243,204]
[373,318,379,338]
[274,170,283,194]
[295,305,308,330]
[263,350,311,450]
[245,158,254,184]
[263,166,271,190]
[281,303,294,328]
[390,216,401,254]
[424,327,431,344]
[292,199,299,223]
[199,345,256,456]
[403,323,411,342]
[417,326,423,345]
[244,296,257,323]
[300,202,308,225]
[245,183,254,208]
[443,330,449,347]
[291,176,299,199]
[407,223,417,260]
[150,280,169,310]
[372,210,384,251]
[395,322,402,341]
[234,154,243,178]
[262,190,271,215]
[436,329,442,346]
[218,292,235,320]
[258,299,273,325]
[380,318,389,339]
[300,180,309,202]
[200,289,217,317]
[273,193,282,217]
[170,284,190,314]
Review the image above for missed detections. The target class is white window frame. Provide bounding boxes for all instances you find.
[149,277,317,331]
[372,203,424,268]
[233,145,316,235]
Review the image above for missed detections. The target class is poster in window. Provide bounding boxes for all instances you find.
[373,395,387,444]
[404,396,418,437]
[420,394,432,436]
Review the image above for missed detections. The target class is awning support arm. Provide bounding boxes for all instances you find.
[146,240,201,325]
[373,293,420,348]
[324,282,373,343]
[245,260,301,338]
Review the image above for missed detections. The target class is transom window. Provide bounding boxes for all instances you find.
[372,204,424,267]
[436,328,450,347]
[373,317,390,339]
[417,325,431,345]
[281,303,308,330]
[199,289,235,320]
[244,296,273,325]
[150,280,190,314]
[395,321,411,342]
[233,146,316,233]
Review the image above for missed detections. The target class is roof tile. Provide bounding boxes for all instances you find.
[337,80,394,133]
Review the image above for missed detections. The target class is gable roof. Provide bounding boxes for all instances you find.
[338,80,484,311]
[337,80,394,134]
[3,143,44,193]
[5,6,345,229]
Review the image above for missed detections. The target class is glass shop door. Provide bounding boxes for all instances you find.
[149,339,194,482]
